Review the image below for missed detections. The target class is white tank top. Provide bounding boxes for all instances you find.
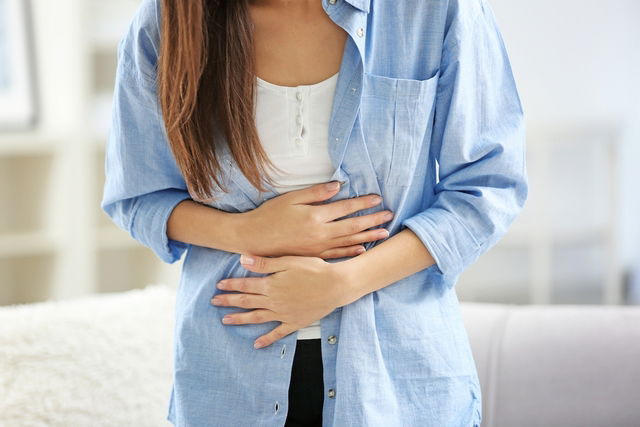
[254,71,339,340]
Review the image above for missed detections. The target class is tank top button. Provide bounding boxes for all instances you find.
[294,137,303,145]
[296,91,303,101]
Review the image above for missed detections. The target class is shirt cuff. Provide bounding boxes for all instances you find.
[129,189,193,264]
[400,206,482,279]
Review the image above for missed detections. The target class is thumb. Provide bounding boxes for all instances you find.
[287,181,343,205]
[239,253,295,274]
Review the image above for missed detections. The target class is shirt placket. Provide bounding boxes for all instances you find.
[218,1,371,422]
[317,1,370,424]
[289,86,307,156]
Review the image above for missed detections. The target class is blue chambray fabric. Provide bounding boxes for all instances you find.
[101,0,527,425]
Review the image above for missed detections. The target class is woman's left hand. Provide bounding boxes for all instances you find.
[211,253,359,349]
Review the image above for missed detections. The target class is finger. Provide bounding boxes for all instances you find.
[254,323,298,349]
[239,253,298,274]
[327,210,394,238]
[319,194,384,222]
[222,309,278,325]
[211,292,271,309]
[318,245,366,259]
[217,276,268,295]
[286,181,343,205]
[332,227,390,247]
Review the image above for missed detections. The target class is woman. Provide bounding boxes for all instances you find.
[102,0,527,425]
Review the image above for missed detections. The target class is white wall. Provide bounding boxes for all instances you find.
[490,0,640,125]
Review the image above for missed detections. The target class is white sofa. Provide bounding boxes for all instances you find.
[1,284,639,427]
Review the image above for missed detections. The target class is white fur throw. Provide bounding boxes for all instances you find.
[0,284,176,427]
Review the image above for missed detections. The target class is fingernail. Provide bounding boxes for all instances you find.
[384,212,394,221]
[222,316,233,324]
[376,229,389,238]
[326,181,340,191]
[355,247,366,254]
[240,254,254,265]
[254,340,264,349]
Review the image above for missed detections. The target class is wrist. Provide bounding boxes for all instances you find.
[331,257,366,307]
[218,210,252,254]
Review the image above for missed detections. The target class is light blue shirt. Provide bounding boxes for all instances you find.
[101,0,527,425]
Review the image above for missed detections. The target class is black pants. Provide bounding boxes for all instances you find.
[285,338,324,426]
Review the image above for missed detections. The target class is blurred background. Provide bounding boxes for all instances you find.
[0,0,639,307]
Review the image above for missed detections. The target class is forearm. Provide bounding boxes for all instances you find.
[336,229,437,305]
[167,199,248,254]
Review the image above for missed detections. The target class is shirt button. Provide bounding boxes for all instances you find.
[357,27,364,37]
[296,114,303,125]
[296,91,303,101]
[327,335,337,344]
[329,0,337,4]
[328,388,336,398]
[295,137,303,145]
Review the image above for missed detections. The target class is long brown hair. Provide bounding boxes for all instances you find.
[158,0,278,202]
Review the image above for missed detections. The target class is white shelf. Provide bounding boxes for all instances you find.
[95,245,181,295]
[0,254,56,305]
[0,231,59,257]
[0,0,181,306]
[0,132,59,156]
[96,226,139,250]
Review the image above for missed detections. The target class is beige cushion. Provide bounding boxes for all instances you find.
[461,303,640,427]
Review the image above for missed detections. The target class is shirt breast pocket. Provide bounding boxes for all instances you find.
[359,70,440,186]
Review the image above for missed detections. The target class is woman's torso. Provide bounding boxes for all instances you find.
[249,1,348,340]
[254,69,340,338]
[164,1,487,425]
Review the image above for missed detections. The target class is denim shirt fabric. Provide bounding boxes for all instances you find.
[101,0,527,425]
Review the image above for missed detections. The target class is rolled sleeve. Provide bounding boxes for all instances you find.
[105,189,193,264]
[401,0,528,279]
[100,0,193,264]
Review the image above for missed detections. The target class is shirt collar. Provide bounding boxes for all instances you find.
[343,0,371,13]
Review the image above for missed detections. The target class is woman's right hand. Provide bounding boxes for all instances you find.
[238,181,394,259]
